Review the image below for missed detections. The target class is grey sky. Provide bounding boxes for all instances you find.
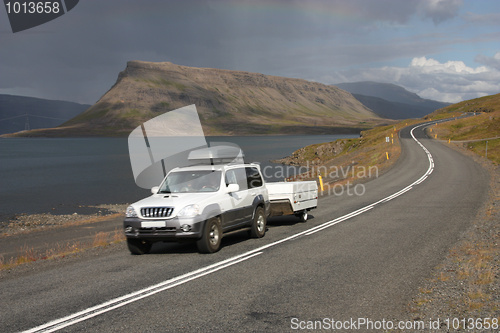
[1,0,499,104]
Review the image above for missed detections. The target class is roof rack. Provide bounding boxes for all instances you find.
[188,146,244,165]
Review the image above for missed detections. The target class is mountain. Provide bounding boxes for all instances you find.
[0,94,90,135]
[7,61,384,137]
[335,81,450,119]
[348,94,437,119]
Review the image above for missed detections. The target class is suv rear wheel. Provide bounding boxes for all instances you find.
[197,216,222,253]
[249,207,266,238]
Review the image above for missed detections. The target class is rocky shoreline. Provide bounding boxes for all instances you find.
[0,204,127,237]
[271,139,348,166]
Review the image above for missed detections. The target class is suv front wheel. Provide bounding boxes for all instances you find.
[127,239,152,255]
[197,216,222,253]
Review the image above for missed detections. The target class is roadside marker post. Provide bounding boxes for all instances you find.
[318,176,324,193]
[386,152,389,160]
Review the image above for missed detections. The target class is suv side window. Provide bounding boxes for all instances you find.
[246,167,263,189]
[225,168,248,191]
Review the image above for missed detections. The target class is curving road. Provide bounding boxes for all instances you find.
[1,121,489,332]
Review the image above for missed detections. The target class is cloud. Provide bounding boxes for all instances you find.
[418,0,463,24]
[292,0,462,26]
[463,12,500,26]
[475,52,500,71]
[409,56,488,74]
[331,55,500,103]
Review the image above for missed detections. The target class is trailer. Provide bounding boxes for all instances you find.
[267,181,318,222]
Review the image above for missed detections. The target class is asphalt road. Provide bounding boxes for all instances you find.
[1,121,489,332]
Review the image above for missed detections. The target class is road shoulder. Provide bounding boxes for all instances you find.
[403,140,499,327]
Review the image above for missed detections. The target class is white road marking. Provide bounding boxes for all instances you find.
[23,251,264,333]
[24,122,437,333]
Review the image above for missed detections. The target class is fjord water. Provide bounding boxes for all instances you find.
[0,135,358,221]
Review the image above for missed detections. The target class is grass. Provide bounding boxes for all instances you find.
[419,287,434,294]
[428,120,499,164]
[136,78,188,91]
[476,268,495,285]
[415,297,432,307]
[0,229,125,271]
[437,272,450,282]
[431,112,499,140]
[427,93,500,164]
[64,107,110,125]
[416,224,500,318]
[468,139,500,164]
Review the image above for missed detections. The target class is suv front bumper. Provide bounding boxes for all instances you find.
[123,216,204,242]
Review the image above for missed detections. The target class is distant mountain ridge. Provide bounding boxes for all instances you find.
[0,94,90,135]
[335,81,450,119]
[7,61,386,137]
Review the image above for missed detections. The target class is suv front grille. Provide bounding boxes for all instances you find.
[141,207,174,218]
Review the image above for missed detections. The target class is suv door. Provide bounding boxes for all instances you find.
[246,166,263,189]
[246,165,264,197]
[246,166,265,210]
[221,167,253,230]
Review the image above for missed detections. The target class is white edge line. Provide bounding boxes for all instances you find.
[24,251,264,333]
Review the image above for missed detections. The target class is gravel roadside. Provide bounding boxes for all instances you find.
[0,204,127,237]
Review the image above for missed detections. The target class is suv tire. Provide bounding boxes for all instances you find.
[249,206,266,238]
[127,239,152,255]
[197,216,222,253]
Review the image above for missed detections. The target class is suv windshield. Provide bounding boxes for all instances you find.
[159,170,222,193]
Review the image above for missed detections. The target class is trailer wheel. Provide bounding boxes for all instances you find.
[296,210,308,222]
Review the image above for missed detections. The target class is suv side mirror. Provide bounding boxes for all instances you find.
[226,183,239,193]
[151,186,159,194]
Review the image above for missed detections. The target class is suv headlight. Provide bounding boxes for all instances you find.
[178,204,200,218]
[125,205,138,218]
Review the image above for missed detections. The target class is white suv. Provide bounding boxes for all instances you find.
[124,163,270,254]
